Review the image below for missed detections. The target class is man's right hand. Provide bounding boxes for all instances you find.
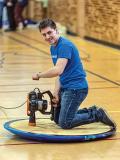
[52,92,59,107]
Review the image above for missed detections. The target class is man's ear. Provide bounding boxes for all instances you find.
[56,29,59,34]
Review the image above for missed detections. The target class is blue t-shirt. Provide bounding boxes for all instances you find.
[50,37,88,89]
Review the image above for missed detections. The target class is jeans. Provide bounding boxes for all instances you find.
[6,2,16,30]
[14,3,26,26]
[0,2,4,27]
[54,88,97,129]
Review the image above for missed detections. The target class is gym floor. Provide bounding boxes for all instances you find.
[0,28,120,160]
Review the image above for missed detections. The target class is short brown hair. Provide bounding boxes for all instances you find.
[39,18,57,32]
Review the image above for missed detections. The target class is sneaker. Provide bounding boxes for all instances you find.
[18,22,23,30]
[89,105,99,111]
[4,28,16,32]
[98,108,116,128]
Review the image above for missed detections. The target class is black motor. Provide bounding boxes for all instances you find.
[27,88,56,126]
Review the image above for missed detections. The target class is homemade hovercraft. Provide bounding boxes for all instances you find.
[4,88,116,142]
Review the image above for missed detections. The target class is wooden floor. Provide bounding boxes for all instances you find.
[0,28,120,160]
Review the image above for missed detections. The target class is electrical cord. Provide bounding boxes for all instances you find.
[0,100,27,110]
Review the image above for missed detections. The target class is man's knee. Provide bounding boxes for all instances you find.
[58,119,72,129]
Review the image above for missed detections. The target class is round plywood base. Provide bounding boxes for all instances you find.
[4,118,116,142]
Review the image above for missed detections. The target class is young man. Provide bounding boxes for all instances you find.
[32,18,116,129]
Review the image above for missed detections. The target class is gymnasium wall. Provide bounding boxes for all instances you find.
[85,0,120,46]
[26,0,120,46]
[25,0,44,20]
[47,0,78,34]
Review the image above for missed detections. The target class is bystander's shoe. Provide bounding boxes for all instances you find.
[18,22,24,30]
[98,108,116,129]
[4,28,16,32]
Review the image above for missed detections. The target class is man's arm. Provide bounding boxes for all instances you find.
[52,77,61,104]
[54,77,61,93]
[32,58,68,80]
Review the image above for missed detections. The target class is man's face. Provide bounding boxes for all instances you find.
[40,27,59,45]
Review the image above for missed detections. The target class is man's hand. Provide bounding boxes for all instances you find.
[32,73,39,80]
[52,92,60,107]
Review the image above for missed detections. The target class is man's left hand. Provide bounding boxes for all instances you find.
[32,73,39,80]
